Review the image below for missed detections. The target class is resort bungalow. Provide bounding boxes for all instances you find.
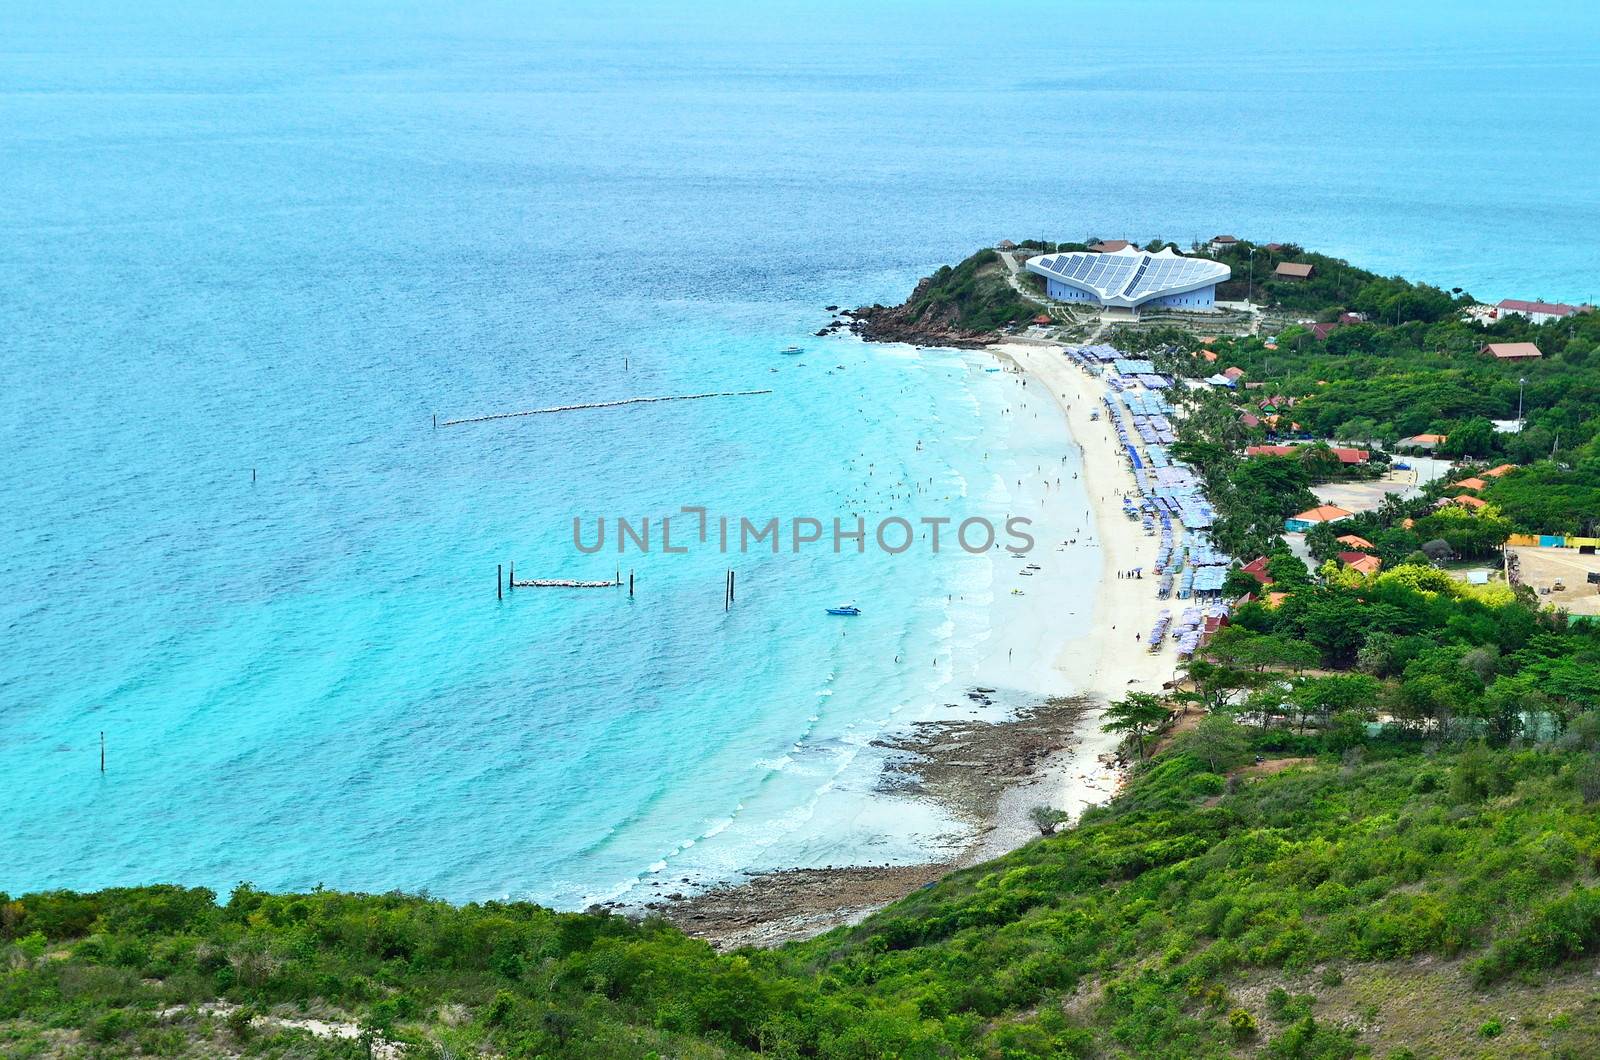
[1451,476,1488,492]
[1496,299,1586,325]
[1311,322,1340,340]
[1222,366,1245,382]
[1240,556,1273,586]
[1338,551,1382,576]
[1275,262,1315,281]
[1336,534,1376,550]
[1482,463,1518,478]
[1245,444,1368,465]
[1436,494,1489,511]
[1398,433,1448,452]
[1481,341,1542,360]
[1286,504,1353,532]
[1209,234,1240,252]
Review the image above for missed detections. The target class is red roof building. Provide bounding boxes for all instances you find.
[1287,504,1354,527]
[1275,262,1315,280]
[1497,299,1585,323]
[1240,557,1273,586]
[1482,342,1543,360]
[1338,552,1382,576]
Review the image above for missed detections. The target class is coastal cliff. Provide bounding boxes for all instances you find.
[849,248,1037,347]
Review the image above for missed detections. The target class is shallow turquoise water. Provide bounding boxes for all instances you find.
[4,0,1598,906]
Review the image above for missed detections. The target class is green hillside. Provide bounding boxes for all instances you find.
[8,729,1600,1057]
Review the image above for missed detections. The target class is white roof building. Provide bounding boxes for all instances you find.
[1025,247,1231,314]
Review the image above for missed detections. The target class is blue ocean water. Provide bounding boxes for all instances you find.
[4,0,1598,907]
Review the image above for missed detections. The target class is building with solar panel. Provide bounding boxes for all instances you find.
[1024,246,1231,315]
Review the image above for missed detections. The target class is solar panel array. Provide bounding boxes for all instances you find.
[1124,256,1220,300]
[1031,250,1226,305]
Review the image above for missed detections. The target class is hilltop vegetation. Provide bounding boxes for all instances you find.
[9,738,1600,1057]
[851,249,1039,346]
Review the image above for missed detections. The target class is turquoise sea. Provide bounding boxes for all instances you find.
[5,1,1598,908]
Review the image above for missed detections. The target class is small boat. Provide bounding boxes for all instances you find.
[781,345,804,355]
[826,605,861,616]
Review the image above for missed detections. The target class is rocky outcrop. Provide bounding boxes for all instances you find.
[848,274,1001,348]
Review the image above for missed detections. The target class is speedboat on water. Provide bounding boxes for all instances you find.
[781,345,804,355]
[826,605,861,616]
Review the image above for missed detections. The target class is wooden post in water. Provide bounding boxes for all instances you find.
[729,569,735,602]
[629,570,634,597]
[509,562,514,589]
[433,413,438,429]
[251,468,256,484]
[100,731,105,773]
[497,564,503,601]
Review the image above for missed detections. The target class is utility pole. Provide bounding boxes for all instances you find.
[1517,377,1526,428]
[1247,247,1256,307]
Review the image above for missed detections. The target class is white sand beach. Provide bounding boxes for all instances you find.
[979,339,1185,840]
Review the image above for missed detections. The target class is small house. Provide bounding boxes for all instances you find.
[1286,504,1353,532]
[1496,299,1585,325]
[1275,262,1315,281]
[1338,552,1382,576]
[1481,342,1542,360]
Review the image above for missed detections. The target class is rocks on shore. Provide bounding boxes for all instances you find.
[846,275,1000,349]
[645,693,1102,951]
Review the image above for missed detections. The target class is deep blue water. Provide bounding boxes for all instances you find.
[4,0,1598,907]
